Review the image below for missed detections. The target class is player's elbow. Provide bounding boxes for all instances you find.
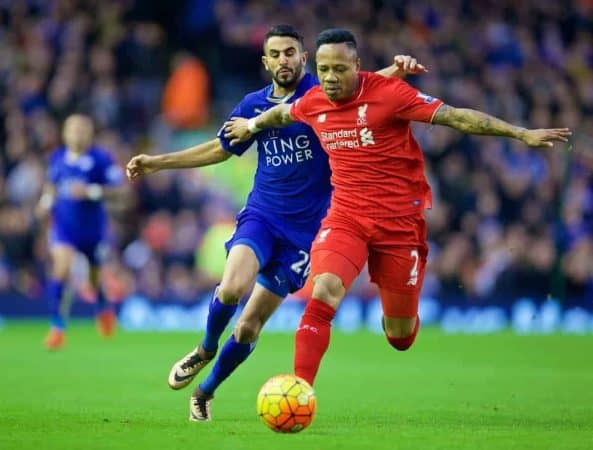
[215,147,232,163]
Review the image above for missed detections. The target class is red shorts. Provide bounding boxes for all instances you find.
[310,210,428,316]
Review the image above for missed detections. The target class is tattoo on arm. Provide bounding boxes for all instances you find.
[257,104,294,128]
[432,105,526,140]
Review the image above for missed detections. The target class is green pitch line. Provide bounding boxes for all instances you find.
[0,321,592,450]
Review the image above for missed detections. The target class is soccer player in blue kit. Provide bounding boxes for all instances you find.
[37,114,124,350]
[126,24,425,421]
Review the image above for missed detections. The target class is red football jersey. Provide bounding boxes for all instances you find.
[290,71,443,218]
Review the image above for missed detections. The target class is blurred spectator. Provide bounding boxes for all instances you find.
[162,53,210,129]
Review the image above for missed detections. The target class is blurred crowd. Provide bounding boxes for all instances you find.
[0,0,591,306]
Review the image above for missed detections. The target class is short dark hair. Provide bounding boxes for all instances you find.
[264,24,305,50]
[315,28,357,50]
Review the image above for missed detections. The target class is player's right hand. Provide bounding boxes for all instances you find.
[126,154,158,180]
[223,117,252,145]
[392,55,428,76]
[520,128,572,148]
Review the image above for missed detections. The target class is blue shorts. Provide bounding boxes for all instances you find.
[49,227,108,266]
[225,210,313,297]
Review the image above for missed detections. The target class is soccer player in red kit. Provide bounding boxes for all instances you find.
[224,28,571,386]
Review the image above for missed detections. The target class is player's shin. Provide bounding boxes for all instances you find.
[202,285,239,352]
[47,278,66,329]
[95,287,117,338]
[199,334,256,395]
[293,298,336,386]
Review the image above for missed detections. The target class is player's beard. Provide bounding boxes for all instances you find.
[273,62,303,89]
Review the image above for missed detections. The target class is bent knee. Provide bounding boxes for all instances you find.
[311,273,345,307]
[234,320,261,343]
[218,281,250,304]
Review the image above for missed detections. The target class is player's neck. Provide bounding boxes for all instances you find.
[65,147,85,160]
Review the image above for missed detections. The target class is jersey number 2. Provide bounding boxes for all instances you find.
[291,250,311,277]
[407,249,419,286]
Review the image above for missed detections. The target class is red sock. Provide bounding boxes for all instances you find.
[386,315,420,351]
[294,299,336,386]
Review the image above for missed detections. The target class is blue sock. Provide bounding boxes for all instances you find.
[202,289,238,352]
[48,278,65,330]
[200,334,256,395]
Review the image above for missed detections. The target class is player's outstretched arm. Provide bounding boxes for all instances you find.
[432,105,571,148]
[126,138,231,180]
[223,103,294,146]
[376,55,428,78]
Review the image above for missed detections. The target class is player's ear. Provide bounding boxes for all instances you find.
[355,57,361,71]
[262,55,269,71]
[301,50,308,65]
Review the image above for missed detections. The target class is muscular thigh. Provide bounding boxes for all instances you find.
[222,244,261,289]
[50,224,107,266]
[223,210,276,289]
[368,213,428,295]
[225,210,275,270]
[310,214,369,291]
[50,243,76,277]
[368,246,427,295]
[257,243,311,298]
[224,211,312,297]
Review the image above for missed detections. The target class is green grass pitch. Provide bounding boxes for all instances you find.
[1,321,592,450]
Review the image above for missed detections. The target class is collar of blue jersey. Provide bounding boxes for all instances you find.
[65,149,84,163]
[266,91,296,104]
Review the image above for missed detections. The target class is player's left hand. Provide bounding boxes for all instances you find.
[223,117,252,145]
[392,55,428,76]
[520,128,572,147]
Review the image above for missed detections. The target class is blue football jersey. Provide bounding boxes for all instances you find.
[217,73,331,249]
[48,146,123,242]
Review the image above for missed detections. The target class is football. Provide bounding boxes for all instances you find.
[256,374,317,433]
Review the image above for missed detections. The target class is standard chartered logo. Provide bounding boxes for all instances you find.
[360,128,375,146]
[263,134,314,167]
[321,127,375,150]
